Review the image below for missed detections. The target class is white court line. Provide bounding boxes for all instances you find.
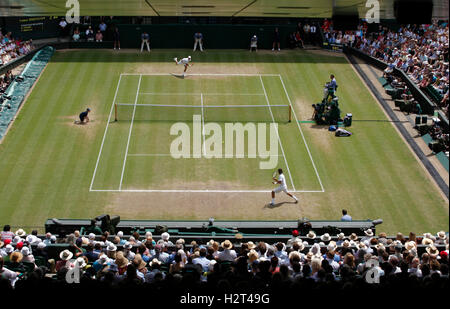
[200,93,206,156]
[90,189,323,193]
[89,74,123,191]
[121,73,280,76]
[259,75,296,192]
[118,74,142,190]
[127,153,284,157]
[279,74,325,192]
[116,103,288,108]
[140,92,265,96]
[92,73,324,193]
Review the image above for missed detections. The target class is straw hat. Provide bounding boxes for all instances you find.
[375,243,385,251]
[15,229,26,237]
[133,254,147,270]
[115,252,129,268]
[59,249,73,261]
[422,238,434,246]
[150,258,161,267]
[364,229,374,237]
[320,233,331,242]
[437,231,447,240]
[342,240,351,248]
[247,249,259,261]
[357,242,367,250]
[306,231,316,239]
[327,241,337,252]
[337,233,345,240]
[247,241,256,250]
[349,233,358,241]
[221,240,233,249]
[405,241,416,251]
[426,245,439,257]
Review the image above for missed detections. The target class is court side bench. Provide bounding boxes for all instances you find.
[45,218,379,237]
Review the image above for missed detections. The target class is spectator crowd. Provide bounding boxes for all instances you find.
[0,224,448,295]
[0,29,34,67]
[323,20,449,115]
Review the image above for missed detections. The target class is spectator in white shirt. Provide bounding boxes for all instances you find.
[217,240,237,261]
[0,256,17,287]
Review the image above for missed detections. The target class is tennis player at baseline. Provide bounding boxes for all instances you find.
[270,168,298,206]
[173,55,192,76]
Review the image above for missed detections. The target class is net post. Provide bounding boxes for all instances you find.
[288,105,292,122]
[114,104,118,121]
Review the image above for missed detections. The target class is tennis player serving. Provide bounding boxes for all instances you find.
[270,168,298,206]
[173,55,193,76]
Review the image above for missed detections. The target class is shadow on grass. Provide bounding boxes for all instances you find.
[50,48,349,64]
[264,201,298,209]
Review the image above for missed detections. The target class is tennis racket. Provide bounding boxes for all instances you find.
[272,171,278,184]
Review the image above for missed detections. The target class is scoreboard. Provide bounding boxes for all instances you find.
[3,16,60,39]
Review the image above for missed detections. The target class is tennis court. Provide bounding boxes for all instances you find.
[90,73,324,193]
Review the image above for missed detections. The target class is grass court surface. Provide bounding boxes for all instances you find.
[0,49,447,234]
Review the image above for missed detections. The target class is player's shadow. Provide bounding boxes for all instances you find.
[264,201,297,209]
[170,73,184,79]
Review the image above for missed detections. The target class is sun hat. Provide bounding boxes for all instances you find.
[375,243,385,251]
[342,240,351,248]
[161,232,170,241]
[221,240,233,249]
[150,258,161,267]
[349,233,358,241]
[306,231,316,239]
[5,244,14,254]
[88,233,96,240]
[21,247,31,256]
[422,238,434,245]
[405,241,416,251]
[60,249,73,261]
[247,249,259,261]
[115,252,129,268]
[176,238,185,245]
[75,257,87,269]
[123,241,133,250]
[26,235,37,244]
[337,233,345,240]
[327,241,337,252]
[426,245,439,257]
[247,241,256,250]
[12,236,21,244]
[320,233,331,242]
[357,242,367,250]
[117,231,124,237]
[107,243,117,252]
[133,254,147,270]
[437,231,447,240]
[364,229,374,237]
[97,254,109,265]
[15,229,26,237]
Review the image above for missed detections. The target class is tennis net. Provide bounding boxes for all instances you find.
[114,103,292,123]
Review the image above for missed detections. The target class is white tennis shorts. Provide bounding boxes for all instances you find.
[273,185,288,193]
